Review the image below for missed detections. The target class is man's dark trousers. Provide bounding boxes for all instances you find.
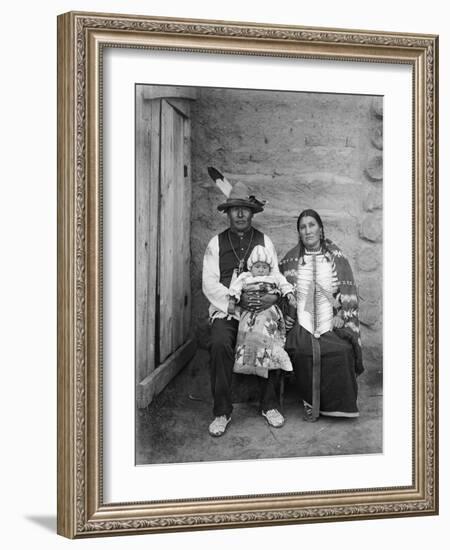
[209,317,281,417]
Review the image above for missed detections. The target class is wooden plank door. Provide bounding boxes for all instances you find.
[136,88,196,408]
[158,99,192,363]
[136,93,160,387]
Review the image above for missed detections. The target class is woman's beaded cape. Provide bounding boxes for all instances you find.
[279,238,364,375]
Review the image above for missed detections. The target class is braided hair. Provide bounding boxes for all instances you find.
[296,209,329,264]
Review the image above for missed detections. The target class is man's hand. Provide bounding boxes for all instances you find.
[227,298,236,315]
[240,291,278,313]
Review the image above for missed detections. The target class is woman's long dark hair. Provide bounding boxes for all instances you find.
[296,209,329,264]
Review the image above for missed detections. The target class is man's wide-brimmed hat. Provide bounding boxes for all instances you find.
[207,166,265,213]
[217,181,265,213]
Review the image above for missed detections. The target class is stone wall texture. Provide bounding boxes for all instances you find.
[189,87,383,381]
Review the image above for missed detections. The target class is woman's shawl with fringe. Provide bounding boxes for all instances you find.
[279,238,364,375]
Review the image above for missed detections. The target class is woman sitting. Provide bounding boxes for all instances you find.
[279,209,364,421]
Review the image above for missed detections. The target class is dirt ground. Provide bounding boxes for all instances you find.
[136,349,382,465]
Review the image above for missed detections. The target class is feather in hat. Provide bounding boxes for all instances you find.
[207,166,266,213]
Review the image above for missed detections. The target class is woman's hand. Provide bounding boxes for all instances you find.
[284,314,296,332]
[286,292,297,308]
[333,315,344,328]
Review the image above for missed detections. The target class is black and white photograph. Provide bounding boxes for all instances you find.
[1,0,444,546]
[135,84,383,465]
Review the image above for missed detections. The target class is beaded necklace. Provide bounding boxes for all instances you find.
[227,228,255,275]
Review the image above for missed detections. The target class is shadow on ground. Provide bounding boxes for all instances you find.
[25,516,56,533]
[136,349,382,465]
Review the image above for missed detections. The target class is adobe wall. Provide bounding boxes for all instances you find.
[190,87,383,381]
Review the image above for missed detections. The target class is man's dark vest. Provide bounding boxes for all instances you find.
[218,227,265,288]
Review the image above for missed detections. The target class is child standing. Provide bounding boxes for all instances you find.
[228,245,296,379]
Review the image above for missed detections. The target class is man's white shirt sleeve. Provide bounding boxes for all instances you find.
[202,236,239,320]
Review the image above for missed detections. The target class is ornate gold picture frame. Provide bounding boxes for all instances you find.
[57,11,438,538]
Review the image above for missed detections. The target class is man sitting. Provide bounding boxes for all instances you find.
[202,170,285,437]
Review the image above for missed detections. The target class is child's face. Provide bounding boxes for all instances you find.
[251,261,270,276]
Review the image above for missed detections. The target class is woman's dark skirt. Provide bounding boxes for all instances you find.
[285,324,359,417]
